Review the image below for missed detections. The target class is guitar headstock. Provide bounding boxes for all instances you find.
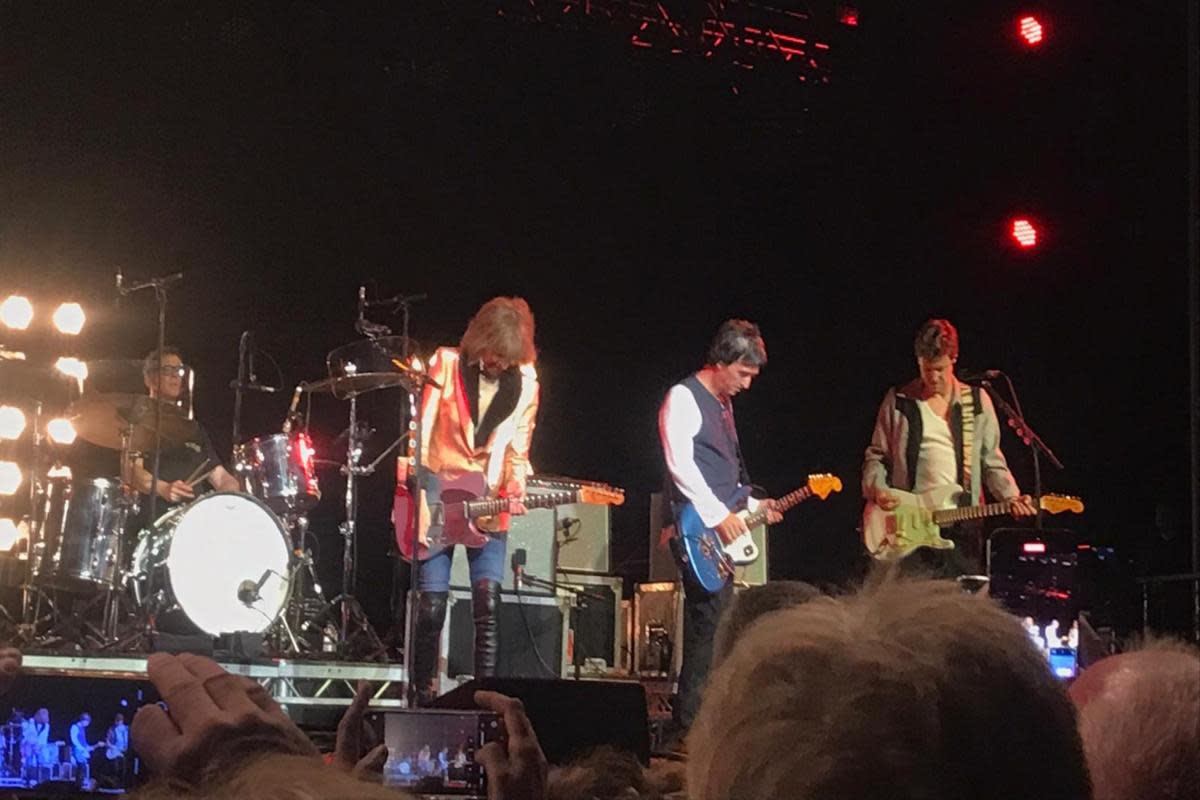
[578,484,625,506]
[1039,494,1084,515]
[807,473,843,500]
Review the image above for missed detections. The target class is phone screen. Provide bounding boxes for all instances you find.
[0,673,159,794]
[1048,647,1078,680]
[368,709,503,797]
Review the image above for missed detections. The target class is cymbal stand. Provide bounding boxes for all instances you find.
[116,271,183,525]
[327,394,386,659]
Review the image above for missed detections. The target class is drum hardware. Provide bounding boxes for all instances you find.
[347,286,433,698]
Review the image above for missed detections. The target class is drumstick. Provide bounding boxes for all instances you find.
[187,468,217,490]
[182,459,213,487]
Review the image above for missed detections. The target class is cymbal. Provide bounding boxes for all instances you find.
[302,372,414,398]
[69,393,198,451]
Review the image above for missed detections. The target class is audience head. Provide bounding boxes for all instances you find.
[1069,638,1200,800]
[133,753,408,800]
[688,576,1091,800]
[547,746,660,800]
[712,581,822,668]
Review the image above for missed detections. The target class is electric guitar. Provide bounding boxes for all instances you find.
[676,474,842,593]
[394,471,624,561]
[861,485,1084,561]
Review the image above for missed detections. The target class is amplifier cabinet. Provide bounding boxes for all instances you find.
[555,503,611,573]
[448,493,558,595]
[437,588,571,694]
[556,572,625,676]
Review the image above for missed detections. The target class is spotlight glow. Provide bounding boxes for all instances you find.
[55,357,89,384]
[52,302,86,335]
[1018,15,1044,46]
[1010,218,1039,248]
[46,418,77,445]
[0,406,26,440]
[0,519,21,551]
[0,296,34,330]
[0,462,22,496]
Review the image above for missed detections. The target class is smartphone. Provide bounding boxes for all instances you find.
[0,673,160,794]
[1048,647,1078,680]
[367,709,503,797]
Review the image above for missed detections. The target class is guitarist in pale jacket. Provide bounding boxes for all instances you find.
[404,296,539,704]
[658,319,780,737]
[862,318,1035,576]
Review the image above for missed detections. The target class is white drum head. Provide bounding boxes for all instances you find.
[164,492,291,636]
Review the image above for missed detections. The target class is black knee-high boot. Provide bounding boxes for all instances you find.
[472,580,501,678]
[411,591,448,705]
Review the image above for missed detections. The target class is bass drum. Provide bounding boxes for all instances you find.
[132,492,291,636]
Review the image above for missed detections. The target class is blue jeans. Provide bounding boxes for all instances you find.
[417,536,507,591]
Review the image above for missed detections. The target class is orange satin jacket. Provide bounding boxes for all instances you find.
[409,346,539,536]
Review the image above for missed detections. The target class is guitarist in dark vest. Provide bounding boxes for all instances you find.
[862,318,1035,576]
[402,296,539,703]
[658,319,780,739]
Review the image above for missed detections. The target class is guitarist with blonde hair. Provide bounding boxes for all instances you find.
[399,296,539,704]
[862,318,1035,576]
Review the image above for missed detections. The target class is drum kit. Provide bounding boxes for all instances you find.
[5,327,429,659]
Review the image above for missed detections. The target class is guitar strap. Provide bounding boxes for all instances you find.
[721,400,752,488]
[958,382,976,506]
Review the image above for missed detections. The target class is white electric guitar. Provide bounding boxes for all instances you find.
[861,485,1084,561]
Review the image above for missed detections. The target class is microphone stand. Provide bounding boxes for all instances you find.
[116,272,183,524]
[231,331,251,450]
[980,374,1064,531]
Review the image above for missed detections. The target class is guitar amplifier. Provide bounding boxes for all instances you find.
[438,588,571,693]
[648,492,769,586]
[449,490,558,595]
[555,503,611,573]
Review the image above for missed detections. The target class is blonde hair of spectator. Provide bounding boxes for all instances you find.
[687,575,1091,800]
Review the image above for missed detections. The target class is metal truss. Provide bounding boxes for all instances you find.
[22,654,409,709]
[495,0,847,82]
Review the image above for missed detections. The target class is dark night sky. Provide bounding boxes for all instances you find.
[0,2,1192,630]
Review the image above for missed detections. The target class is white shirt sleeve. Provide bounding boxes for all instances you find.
[659,384,732,528]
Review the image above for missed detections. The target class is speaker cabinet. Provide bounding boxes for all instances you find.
[438,588,570,691]
[449,494,557,594]
[555,503,611,573]
[557,572,625,675]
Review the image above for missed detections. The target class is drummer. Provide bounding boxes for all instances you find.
[124,347,239,505]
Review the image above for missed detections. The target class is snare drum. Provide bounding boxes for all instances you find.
[34,478,134,591]
[233,431,320,514]
[131,492,291,636]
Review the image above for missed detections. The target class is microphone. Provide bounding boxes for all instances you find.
[957,369,1004,383]
[281,383,303,434]
[558,517,581,541]
[355,285,393,337]
[511,548,527,590]
[237,569,273,606]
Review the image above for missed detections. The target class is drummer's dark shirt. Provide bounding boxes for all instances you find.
[68,421,226,510]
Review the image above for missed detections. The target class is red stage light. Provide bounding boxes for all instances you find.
[1010,218,1038,248]
[1022,541,1047,554]
[1018,15,1043,46]
[837,5,859,27]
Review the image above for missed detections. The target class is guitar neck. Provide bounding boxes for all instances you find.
[466,490,578,518]
[744,485,813,528]
[931,500,1015,525]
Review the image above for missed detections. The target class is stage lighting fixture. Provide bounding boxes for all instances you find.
[1018,15,1043,46]
[46,418,77,445]
[0,406,26,441]
[0,518,20,551]
[0,462,22,496]
[1010,218,1039,248]
[52,302,86,335]
[0,296,34,330]
[54,356,89,383]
